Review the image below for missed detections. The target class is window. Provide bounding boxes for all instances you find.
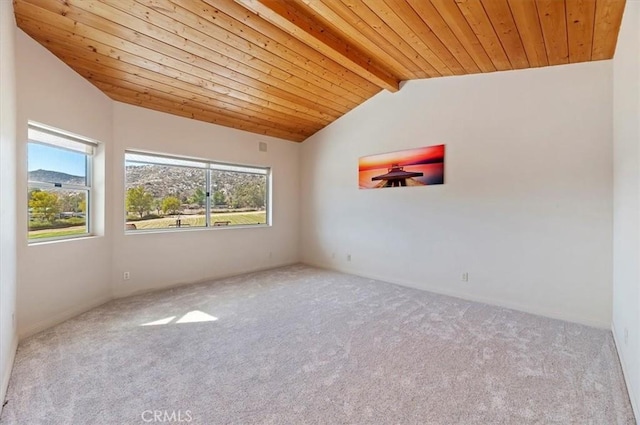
[125,152,269,231]
[27,124,96,242]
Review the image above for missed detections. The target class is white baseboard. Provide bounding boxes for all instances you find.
[19,262,301,339]
[112,262,300,299]
[612,322,639,422]
[1,334,18,415]
[304,261,611,329]
[18,295,113,340]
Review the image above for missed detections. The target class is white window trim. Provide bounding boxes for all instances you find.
[124,150,271,233]
[27,123,96,243]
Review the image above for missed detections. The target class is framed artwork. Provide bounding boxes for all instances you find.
[358,144,445,189]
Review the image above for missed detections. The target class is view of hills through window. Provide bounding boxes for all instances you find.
[125,156,268,231]
[28,142,90,241]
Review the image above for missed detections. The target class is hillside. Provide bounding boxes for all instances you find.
[125,164,265,207]
[28,169,85,185]
[29,166,266,209]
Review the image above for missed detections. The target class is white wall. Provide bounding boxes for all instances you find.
[5,9,637,416]
[612,1,640,417]
[14,30,300,336]
[10,17,633,415]
[15,30,114,338]
[111,103,300,298]
[0,0,18,408]
[301,61,614,328]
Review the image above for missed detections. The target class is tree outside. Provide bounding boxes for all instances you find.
[152,198,163,216]
[58,192,84,214]
[126,186,154,219]
[29,189,60,222]
[189,188,206,207]
[231,181,266,209]
[213,190,226,207]
[162,196,182,216]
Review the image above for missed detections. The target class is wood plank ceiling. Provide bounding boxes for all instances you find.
[14,0,626,142]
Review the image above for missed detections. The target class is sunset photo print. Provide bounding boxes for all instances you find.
[358,145,445,189]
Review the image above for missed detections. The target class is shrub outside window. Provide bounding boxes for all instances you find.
[27,124,96,242]
[125,151,269,231]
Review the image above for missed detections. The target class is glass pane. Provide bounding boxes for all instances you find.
[210,170,268,227]
[28,143,87,186]
[125,162,207,231]
[28,188,88,240]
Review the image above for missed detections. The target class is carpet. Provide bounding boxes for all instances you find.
[1,265,635,424]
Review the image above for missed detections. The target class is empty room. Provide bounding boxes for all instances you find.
[0,0,639,423]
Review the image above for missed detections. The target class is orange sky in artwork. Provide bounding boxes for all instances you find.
[359,145,445,171]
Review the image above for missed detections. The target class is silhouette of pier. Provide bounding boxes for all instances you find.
[372,164,424,187]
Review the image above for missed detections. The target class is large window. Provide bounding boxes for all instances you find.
[27,124,96,242]
[125,152,269,231]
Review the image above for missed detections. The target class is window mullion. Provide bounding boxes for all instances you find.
[206,169,211,228]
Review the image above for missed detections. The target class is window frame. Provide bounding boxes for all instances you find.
[124,150,271,233]
[27,123,97,243]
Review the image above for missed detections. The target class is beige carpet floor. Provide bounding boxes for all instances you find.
[0,265,636,424]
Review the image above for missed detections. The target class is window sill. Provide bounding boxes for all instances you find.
[125,223,271,236]
[28,234,99,246]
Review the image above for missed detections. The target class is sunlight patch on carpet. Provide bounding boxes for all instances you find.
[176,311,218,324]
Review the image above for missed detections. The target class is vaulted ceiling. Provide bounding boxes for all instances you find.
[14,0,626,142]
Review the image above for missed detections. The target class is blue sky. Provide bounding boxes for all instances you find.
[28,143,86,177]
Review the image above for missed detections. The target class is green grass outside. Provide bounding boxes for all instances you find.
[129,211,267,230]
[29,217,86,231]
[27,212,267,240]
[28,226,87,240]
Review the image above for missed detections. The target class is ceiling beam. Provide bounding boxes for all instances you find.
[234,0,400,93]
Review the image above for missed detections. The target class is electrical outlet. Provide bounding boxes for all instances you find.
[331,252,335,259]
[123,271,130,281]
[347,254,351,262]
[462,272,469,282]
[624,328,629,345]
